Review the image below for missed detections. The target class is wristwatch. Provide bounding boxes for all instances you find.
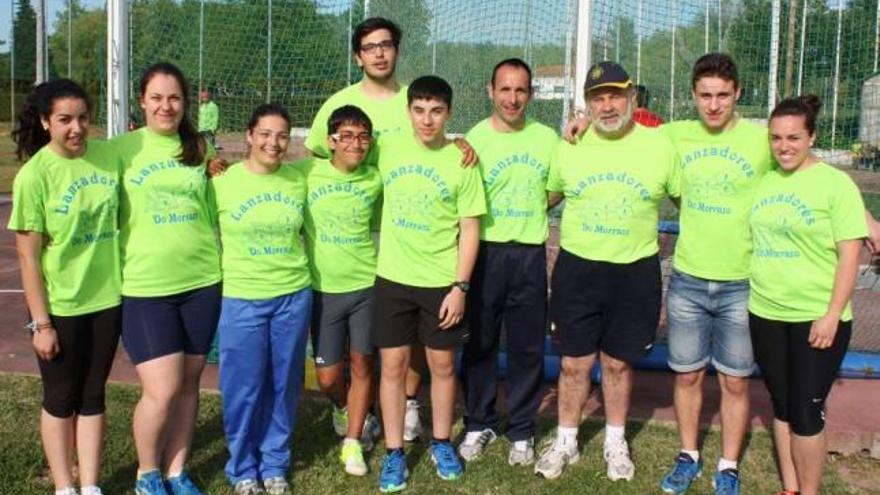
[452,280,470,293]
[26,320,53,335]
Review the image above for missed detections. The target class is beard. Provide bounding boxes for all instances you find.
[590,103,634,134]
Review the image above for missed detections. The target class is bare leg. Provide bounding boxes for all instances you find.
[791,431,826,495]
[599,353,632,427]
[405,344,426,398]
[316,363,347,408]
[773,419,799,492]
[75,414,105,487]
[164,355,207,474]
[718,373,749,462]
[557,354,596,427]
[673,369,705,451]
[425,347,456,439]
[132,353,184,472]
[41,410,76,489]
[346,352,374,439]
[379,346,411,449]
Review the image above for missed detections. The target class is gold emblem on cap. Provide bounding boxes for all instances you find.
[590,66,603,80]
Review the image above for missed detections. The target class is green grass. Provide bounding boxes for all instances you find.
[0,374,873,494]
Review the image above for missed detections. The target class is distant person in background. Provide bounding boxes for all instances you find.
[633,84,663,128]
[749,95,865,495]
[9,79,122,495]
[198,87,220,150]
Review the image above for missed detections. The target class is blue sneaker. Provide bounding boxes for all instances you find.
[660,453,702,494]
[135,470,171,495]
[379,450,408,493]
[430,440,463,481]
[713,468,741,495]
[165,472,204,495]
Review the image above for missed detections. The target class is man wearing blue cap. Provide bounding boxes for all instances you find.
[535,61,680,482]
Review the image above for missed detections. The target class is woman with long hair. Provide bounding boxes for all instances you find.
[9,78,122,495]
[113,62,221,495]
[749,95,867,495]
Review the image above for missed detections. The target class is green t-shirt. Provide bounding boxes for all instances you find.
[304,82,412,163]
[661,119,773,280]
[210,162,310,299]
[376,132,487,287]
[466,118,559,244]
[547,125,680,263]
[113,128,221,297]
[748,162,867,322]
[7,141,122,316]
[198,101,219,132]
[299,157,383,293]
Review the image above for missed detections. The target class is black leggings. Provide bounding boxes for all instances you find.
[749,313,851,436]
[38,306,122,418]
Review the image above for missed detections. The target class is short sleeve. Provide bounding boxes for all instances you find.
[666,143,682,199]
[7,164,46,233]
[205,175,220,229]
[829,174,868,243]
[457,166,487,218]
[304,101,333,158]
[546,145,564,193]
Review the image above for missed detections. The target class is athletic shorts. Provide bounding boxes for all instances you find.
[39,306,122,417]
[122,283,222,365]
[372,277,469,349]
[311,287,374,367]
[550,249,661,362]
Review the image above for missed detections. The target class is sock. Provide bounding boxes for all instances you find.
[166,470,183,479]
[55,488,77,495]
[137,468,160,479]
[718,458,738,472]
[604,424,626,446]
[81,486,101,495]
[432,437,450,444]
[343,437,360,446]
[557,425,579,447]
[681,449,700,462]
[387,447,404,455]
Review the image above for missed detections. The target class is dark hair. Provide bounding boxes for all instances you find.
[770,95,822,135]
[692,53,739,90]
[352,17,402,53]
[12,79,92,161]
[407,75,453,108]
[636,85,650,108]
[139,62,205,166]
[491,58,533,89]
[246,103,291,132]
[327,105,373,136]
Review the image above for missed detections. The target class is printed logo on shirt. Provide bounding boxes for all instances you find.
[314,205,371,246]
[245,213,300,256]
[55,172,119,215]
[751,192,815,259]
[684,171,736,215]
[489,177,543,219]
[70,195,118,247]
[384,164,453,232]
[567,170,650,237]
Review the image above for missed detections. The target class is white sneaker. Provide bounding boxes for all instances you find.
[56,489,79,495]
[403,399,423,442]
[360,412,382,452]
[534,438,579,479]
[80,488,103,495]
[508,437,536,466]
[604,438,635,481]
[458,428,498,461]
[263,476,291,495]
[233,479,265,495]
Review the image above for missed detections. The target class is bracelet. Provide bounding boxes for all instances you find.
[26,320,54,334]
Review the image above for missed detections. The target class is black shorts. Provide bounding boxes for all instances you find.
[372,277,469,349]
[550,249,661,362]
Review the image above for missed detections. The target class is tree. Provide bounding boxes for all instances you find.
[13,0,37,83]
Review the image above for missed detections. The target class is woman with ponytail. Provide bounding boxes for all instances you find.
[748,95,867,495]
[111,62,221,495]
[9,79,122,495]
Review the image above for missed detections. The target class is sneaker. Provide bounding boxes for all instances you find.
[508,438,535,466]
[56,489,79,495]
[233,479,265,495]
[361,413,382,452]
[458,428,497,461]
[165,472,203,495]
[660,453,703,493]
[332,405,348,437]
[430,440,464,480]
[263,477,290,495]
[379,450,409,493]
[81,488,104,495]
[403,400,423,442]
[604,439,635,482]
[135,470,170,495]
[534,439,579,480]
[713,469,741,495]
[340,440,368,476]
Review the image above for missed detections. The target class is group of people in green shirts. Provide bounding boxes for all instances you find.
[9,15,879,495]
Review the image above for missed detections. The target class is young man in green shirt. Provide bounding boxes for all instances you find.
[457,58,559,466]
[536,61,680,483]
[373,76,486,492]
[197,87,219,149]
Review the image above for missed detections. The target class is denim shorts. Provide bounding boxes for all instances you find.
[666,270,754,376]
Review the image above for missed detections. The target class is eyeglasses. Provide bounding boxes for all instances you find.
[331,132,373,145]
[359,40,395,54]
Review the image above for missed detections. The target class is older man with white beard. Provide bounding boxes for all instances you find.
[535,61,680,482]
